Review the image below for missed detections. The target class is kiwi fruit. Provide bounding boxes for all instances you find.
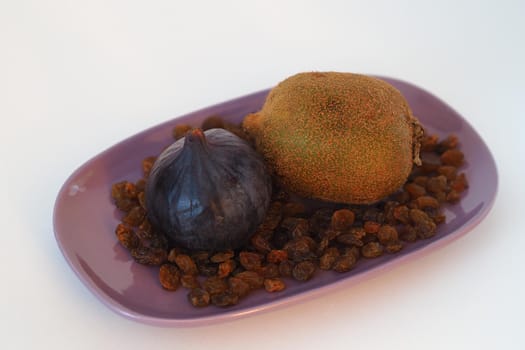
[243,72,423,204]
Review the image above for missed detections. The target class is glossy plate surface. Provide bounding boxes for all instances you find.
[53,77,498,327]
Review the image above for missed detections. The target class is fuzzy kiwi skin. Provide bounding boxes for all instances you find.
[243,72,423,204]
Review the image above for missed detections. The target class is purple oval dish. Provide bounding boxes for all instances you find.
[53,77,498,327]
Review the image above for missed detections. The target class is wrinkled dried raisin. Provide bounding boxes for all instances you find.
[235,271,264,289]
[361,242,384,258]
[211,291,239,307]
[228,277,251,297]
[159,264,180,291]
[319,247,340,270]
[210,250,234,263]
[333,255,356,272]
[377,225,398,244]
[188,288,210,307]
[217,259,236,278]
[410,209,437,239]
[174,254,198,275]
[266,249,288,264]
[278,260,294,277]
[331,209,355,230]
[239,251,263,270]
[130,246,167,265]
[141,156,156,178]
[364,221,380,234]
[292,261,316,281]
[180,274,200,289]
[404,183,426,199]
[172,124,192,140]
[122,206,146,226]
[115,224,139,250]
[264,278,286,292]
[440,149,464,167]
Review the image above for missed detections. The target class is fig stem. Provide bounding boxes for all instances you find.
[184,128,208,150]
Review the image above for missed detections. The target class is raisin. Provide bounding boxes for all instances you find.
[438,134,459,151]
[260,201,283,231]
[331,209,355,230]
[350,227,366,239]
[137,191,146,209]
[332,255,356,272]
[197,262,218,277]
[281,217,310,239]
[361,242,384,258]
[284,236,316,262]
[383,201,399,225]
[266,249,288,264]
[377,225,398,245]
[136,219,154,240]
[292,261,316,281]
[203,276,228,295]
[191,251,210,263]
[159,264,180,291]
[343,246,360,260]
[135,178,146,192]
[278,260,294,277]
[319,247,340,270]
[409,209,437,239]
[440,149,464,167]
[400,226,417,242]
[211,291,239,307]
[257,263,280,278]
[385,241,404,253]
[309,208,334,232]
[201,116,224,130]
[421,134,439,152]
[336,233,363,247]
[180,274,200,289]
[426,175,448,194]
[404,183,426,199]
[446,190,461,203]
[217,259,236,278]
[228,277,251,298]
[174,254,198,275]
[209,250,234,263]
[450,173,469,193]
[115,224,139,250]
[235,271,264,289]
[264,278,286,292]
[415,196,440,209]
[412,176,429,187]
[188,288,210,307]
[141,156,156,178]
[223,122,249,140]
[172,124,192,140]
[393,205,410,223]
[130,246,167,265]
[250,233,272,253]
[122,206,146,226]
[239,251,263,270]
[437,165,457,180]
[167,248,181,263]
[363,221,381,234]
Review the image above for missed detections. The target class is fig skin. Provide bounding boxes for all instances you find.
[145,128,272,251]
[243,72,423,204]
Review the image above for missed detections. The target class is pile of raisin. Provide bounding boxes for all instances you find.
[110,116,468,308]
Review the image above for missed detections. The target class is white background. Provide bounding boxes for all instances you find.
[2,0,524,349]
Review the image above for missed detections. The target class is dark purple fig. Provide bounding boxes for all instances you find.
[145,128,272,251]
